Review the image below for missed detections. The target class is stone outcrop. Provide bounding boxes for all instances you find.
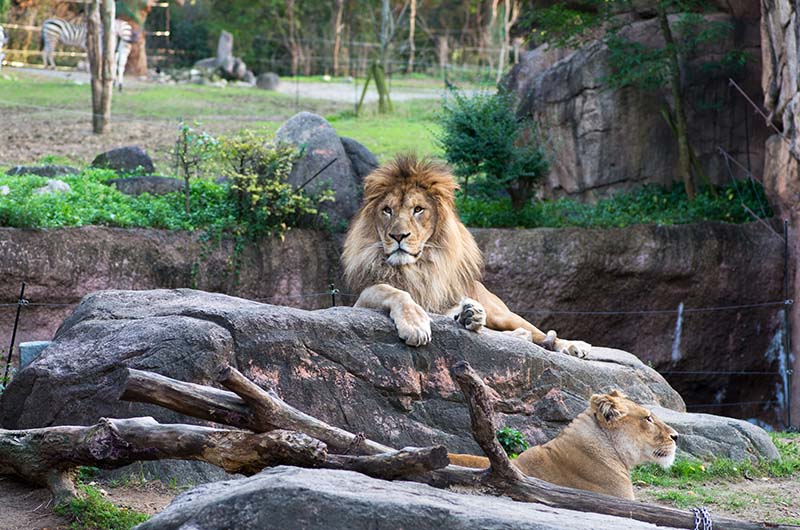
[276,112,362,226]
[136,467,683,530]
[341,136,379,185]
[193,30,252,82]
[505,12,767,201]
[5,165,78,178]
[0,221,786,427]
[91,146,155,174]
[0,288,779,487]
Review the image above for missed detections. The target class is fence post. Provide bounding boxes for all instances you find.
[784,219,794,428]
[329,283,339,307]
[2,282,27,386]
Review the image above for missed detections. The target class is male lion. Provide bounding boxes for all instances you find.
[342,154,591,357]
[448,390,679,500]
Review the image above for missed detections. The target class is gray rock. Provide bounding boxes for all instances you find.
[276,112,360,226]
[91,146,155,175]
[6,165,79,178]
[33,179,70,195]
[0,185,8,195]
[341,136,379,184]
[106,176,184,196]
[0,288,778,488]
[135,467,682,530]
[256,72,280,90]
[243,70,255,84]
[215,31,233,69]
[654,407,780,461]
[193,57,217,70]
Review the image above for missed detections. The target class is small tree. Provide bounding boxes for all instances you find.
[173,121,218,215]
[437,89,548,209]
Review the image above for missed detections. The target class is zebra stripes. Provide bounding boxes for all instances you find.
[40,17,134,90]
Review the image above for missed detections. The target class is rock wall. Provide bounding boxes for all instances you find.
[761,0,800,428]
[0,221,787,426]
[505,10,768,201]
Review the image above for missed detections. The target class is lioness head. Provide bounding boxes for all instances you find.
[590,390,678,469]
[342,155,483,313]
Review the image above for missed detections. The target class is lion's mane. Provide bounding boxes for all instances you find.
[342,155,483,313]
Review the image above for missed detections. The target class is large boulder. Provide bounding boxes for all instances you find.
[136,467,683,530]
[91,146,155,175]
[0,289,778,485]
[5,165,79,178]
[276,112,361,227]
[256,72,280,90]
[341,136,379,184]
[215,30,233,69]
[106,176,184,196]
[507,13,767,201]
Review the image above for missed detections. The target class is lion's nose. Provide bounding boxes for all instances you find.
[670,433,678,442]
[389,232,411,243]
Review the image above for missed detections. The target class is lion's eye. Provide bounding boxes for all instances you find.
[383,207,392,216]
[645,416,654,424]
[413,206,424,214]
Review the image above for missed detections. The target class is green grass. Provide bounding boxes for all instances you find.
[458,181,773,229]
[55,484,149,530]
[633,432,800,488]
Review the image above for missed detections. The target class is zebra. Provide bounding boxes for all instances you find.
[40,17,134,91]
[0,25,7,71]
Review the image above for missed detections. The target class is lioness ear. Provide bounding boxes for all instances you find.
[590,393,627,423]
[608,389,627,399]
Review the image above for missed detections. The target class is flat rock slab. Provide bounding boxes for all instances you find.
[5,165,79,177]
[0,289,777,484]
[135,466,681,530]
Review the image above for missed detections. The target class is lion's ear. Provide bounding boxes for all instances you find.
[590,393,627,423]
[607,389,627,399]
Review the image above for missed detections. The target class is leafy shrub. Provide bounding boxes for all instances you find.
[458,181,773,229]
[437,89,548,208]
[172,121,219,214]
[497,427,530,459]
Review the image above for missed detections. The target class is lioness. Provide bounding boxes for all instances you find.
[449,390,678,500]
[342,154,591,357]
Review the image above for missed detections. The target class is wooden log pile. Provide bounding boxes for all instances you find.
[0,361,789,529]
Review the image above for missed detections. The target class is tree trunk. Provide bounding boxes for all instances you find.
[332,0,344,76]
[657,6,695,200]
[86,0,113,134]
[406,0,416,74]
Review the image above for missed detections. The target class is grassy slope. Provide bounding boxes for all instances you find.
[0,72,440,161]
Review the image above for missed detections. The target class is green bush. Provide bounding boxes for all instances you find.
[458,181,773,229]
[437,89,548,209]
[497,427,530,459]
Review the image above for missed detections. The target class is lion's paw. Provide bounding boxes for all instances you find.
[454,298,486,332]
[555,338,592,359]
[393,302,432,347]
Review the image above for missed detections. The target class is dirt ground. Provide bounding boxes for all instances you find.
[0,476,175,530]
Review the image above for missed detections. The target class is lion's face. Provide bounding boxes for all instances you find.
[375,187,438,266]
[591,390,678,469]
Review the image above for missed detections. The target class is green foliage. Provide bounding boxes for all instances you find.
[496,427,530,459]
[173,121,219,214]
[216,130,333,239]
[437,89,548,208]
[525,4,601,48]
[55,484,149,530]
[458,180,772,229]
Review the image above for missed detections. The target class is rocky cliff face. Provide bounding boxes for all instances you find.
[761,0,800,428]
[504,10,766,201]
[0,221,786,426]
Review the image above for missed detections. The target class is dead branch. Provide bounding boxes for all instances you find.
[216,365,395,455]
[325,446,449,480]
[0,418,325,504]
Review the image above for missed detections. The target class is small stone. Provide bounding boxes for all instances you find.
[33,179,71,195]
[256,72,280,90]
[0,185,9,196]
